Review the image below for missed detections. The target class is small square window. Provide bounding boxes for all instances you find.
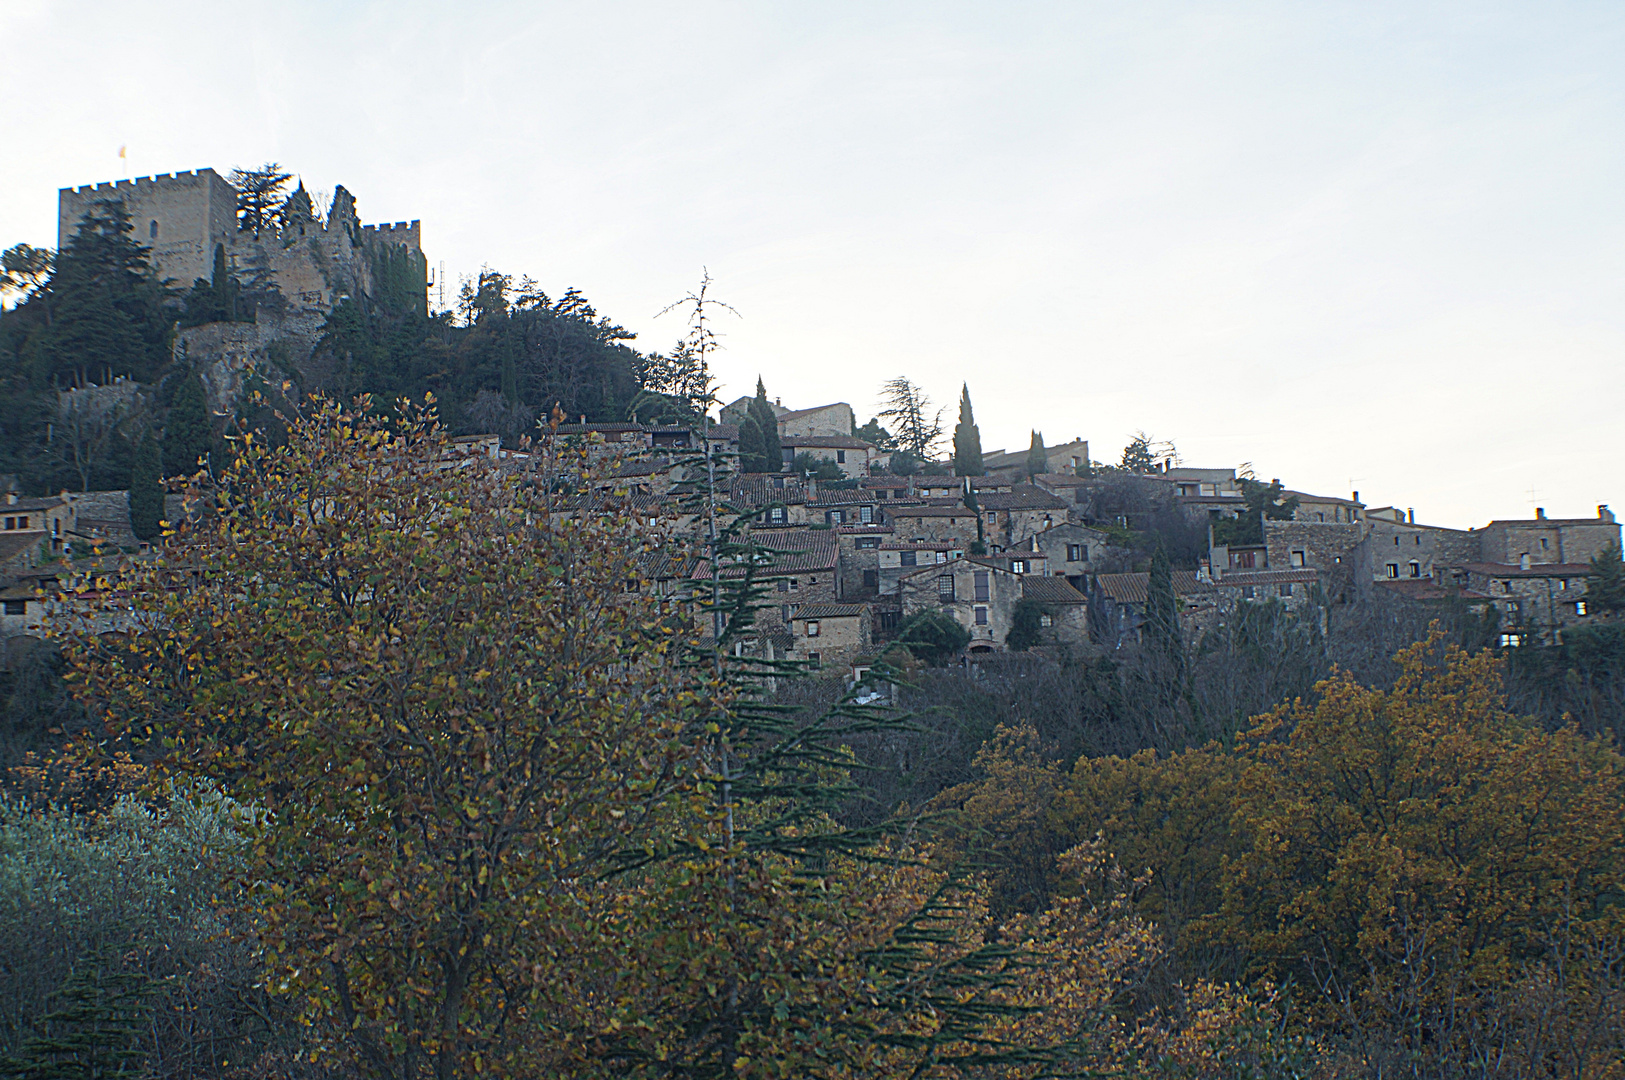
[937,575,955,601]
[836,450,846,464]
[1067,544,1082,562]
[789,578,799,591]
[777,579,789,593]
[900,551,917,567]
[1499,633,1523,648]
[805,620,820,637]
[1409,561,1421,578]
[974,606,988,626]
[1576,600,1589,616]
[2,600,24,616]
[1011,560,1027,574]
[1039,613,1053,627]
[862,570,878,588]
[1290,550,1305,568]
[808,651,821,668]
[1386,564,1399,579]
[1282,582,1294,597]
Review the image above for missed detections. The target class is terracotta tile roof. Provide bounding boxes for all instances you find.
[0,533,41,562]
[1462,561,1593,578]
[1095,571,1213,605]
[970,552,1047,567]
[692,530,837,579]
[976,485,1068,511]
[888,506,976,519]
[859,478,912,489]
[1216,569,1319,586]
[1484,517,1615,527]
[1,496,69,512]
[881,542,958,551]
[637,549,700,581]
[553,422,645,435]
[793,603,868,619]
[807,489,880,505]
[1020,577,1088,604]
[729,477,809,506]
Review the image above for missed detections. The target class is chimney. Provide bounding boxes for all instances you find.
[1536,507,1546,519]
[1407,508,1414,524]
[1353,490,1360,503]
[1601,504,1616,522]
[1520,553,1531,570]
[5,493,14,506]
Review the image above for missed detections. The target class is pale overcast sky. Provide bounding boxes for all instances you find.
[1,1,1620,528]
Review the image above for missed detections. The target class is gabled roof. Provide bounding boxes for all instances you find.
[1215,569,1319,586]
[776,402,851,423]
[792,603,867,619]
[1020,577,1088,604]
[881,541,958,551]
[0,533,41,562]
[888,506,976,518]
[1462,561,1593,578]
[1095,571,1214,605]
[976,485,1068,511]
[691,530,838,579]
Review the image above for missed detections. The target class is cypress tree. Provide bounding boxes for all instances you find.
[165,372,214,475]
[1144,543,1183,672]
[128,432,163,541]
[1025,430,1047,480]
[4,944,151,1079]
[747,378,781,473]
[737,414,765,474]
[1589,540,1625,615]
[952,383,983,476]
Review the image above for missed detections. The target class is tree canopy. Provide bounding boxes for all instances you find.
[952,383,983,476]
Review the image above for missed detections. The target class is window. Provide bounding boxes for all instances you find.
[856,537,879,549]
[3,518,11,530]
[1541,538,1550,550]
[836,450,846,464]
[937,575,955,601]
[900,551,917,567]
[1386,563,1399,579]
[878,610,900,632]
[1290,550,1306,568]
[1414,535,1421,545]
[1558,579,1567,591]
[1394,536,1401,546]
[1011,560,1027,574]
[777,579,790,593]
[1039,613,1053,627]
[17,517,26,529]
[862,570,878,588]
[805,620,821,637]
[859,506,873,524]
[1243,585,1255,599]
[769,507,786,524]
[1067,544,1083,562]
[1409,561,1421,578]
[974,571,989,602]
[1500,633,1524,648]
[974,606,988,626]
[774,477,786,489]
[789,578,799,591]
[1281,582,1294,597]
[827,510,843,524]
[2,600,24,616]
[987,513,997,525]
[149,220,158,238]
[808,651,821,668]
[782,604,795,621]
[1577,600,1589,616]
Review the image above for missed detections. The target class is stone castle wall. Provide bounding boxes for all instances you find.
[58,169,237,287]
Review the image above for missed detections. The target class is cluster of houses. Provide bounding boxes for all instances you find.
[0,396,1616,675]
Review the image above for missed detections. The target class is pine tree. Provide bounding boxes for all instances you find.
[1589,540,1625,615]
[228,163,293,235]
[164,372,213,475]
[47,200,168,385]
[746,378,781,473]
[5,945,151,1079]
[1026,430,1047,480]
[128,432,163,541]
[952,383,984,476]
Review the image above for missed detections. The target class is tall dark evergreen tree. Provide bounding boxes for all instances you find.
[736,414,765,473]
[46,201,170,386]
[1026,430,1047,480]
[4,944,151,1079]
[1589,540,1625,615]
[228,163,293,235]
[128,432,163,541]
[1145,544,1183,672]
[746,378,781,473]
[164,373,213,475]
[952,383,983,477]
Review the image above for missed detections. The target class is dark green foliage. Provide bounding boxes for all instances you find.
[228,163,292,235]
[1006,598,1045,651]
[952,384,983,476]
[790,452,841,482]
[746,378,781,472]
[896,609,971,665]
[1144,544,1182,667]
[127,433,162,541]
[1025,430,1046,480]
[1119,431,1162,473]
[44,202,172,387]
[178,244,243,328]
[1588,540,1625,615]
[737,414,765,473]
[0,244,53,302]
[5,944,151,1080]
[855,417,894,450]
[163,373,212,476]
[1212,478,1300,547]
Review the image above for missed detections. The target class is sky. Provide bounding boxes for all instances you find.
[1,0,1620,529]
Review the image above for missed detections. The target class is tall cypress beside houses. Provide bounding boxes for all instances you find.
[1145,544,1184,675]
[952,383,984,476]
[737,414,765,473]
[164,372,214,475]
[747,378,781,472]
[1026,430,1047,480]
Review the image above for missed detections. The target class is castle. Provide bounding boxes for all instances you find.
[57,168,424,316]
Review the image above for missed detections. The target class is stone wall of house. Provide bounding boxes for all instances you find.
[1264,520,1363,600]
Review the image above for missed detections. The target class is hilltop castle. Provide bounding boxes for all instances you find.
[57,167,424,316]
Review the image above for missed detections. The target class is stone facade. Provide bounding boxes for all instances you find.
[900,556,1025,652]
[1476,509,1619,566]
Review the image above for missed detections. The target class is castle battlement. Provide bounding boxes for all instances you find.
[360,220,422,245]
[67,168,223,196]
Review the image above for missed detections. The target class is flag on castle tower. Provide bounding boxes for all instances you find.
[118,145,126,160]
